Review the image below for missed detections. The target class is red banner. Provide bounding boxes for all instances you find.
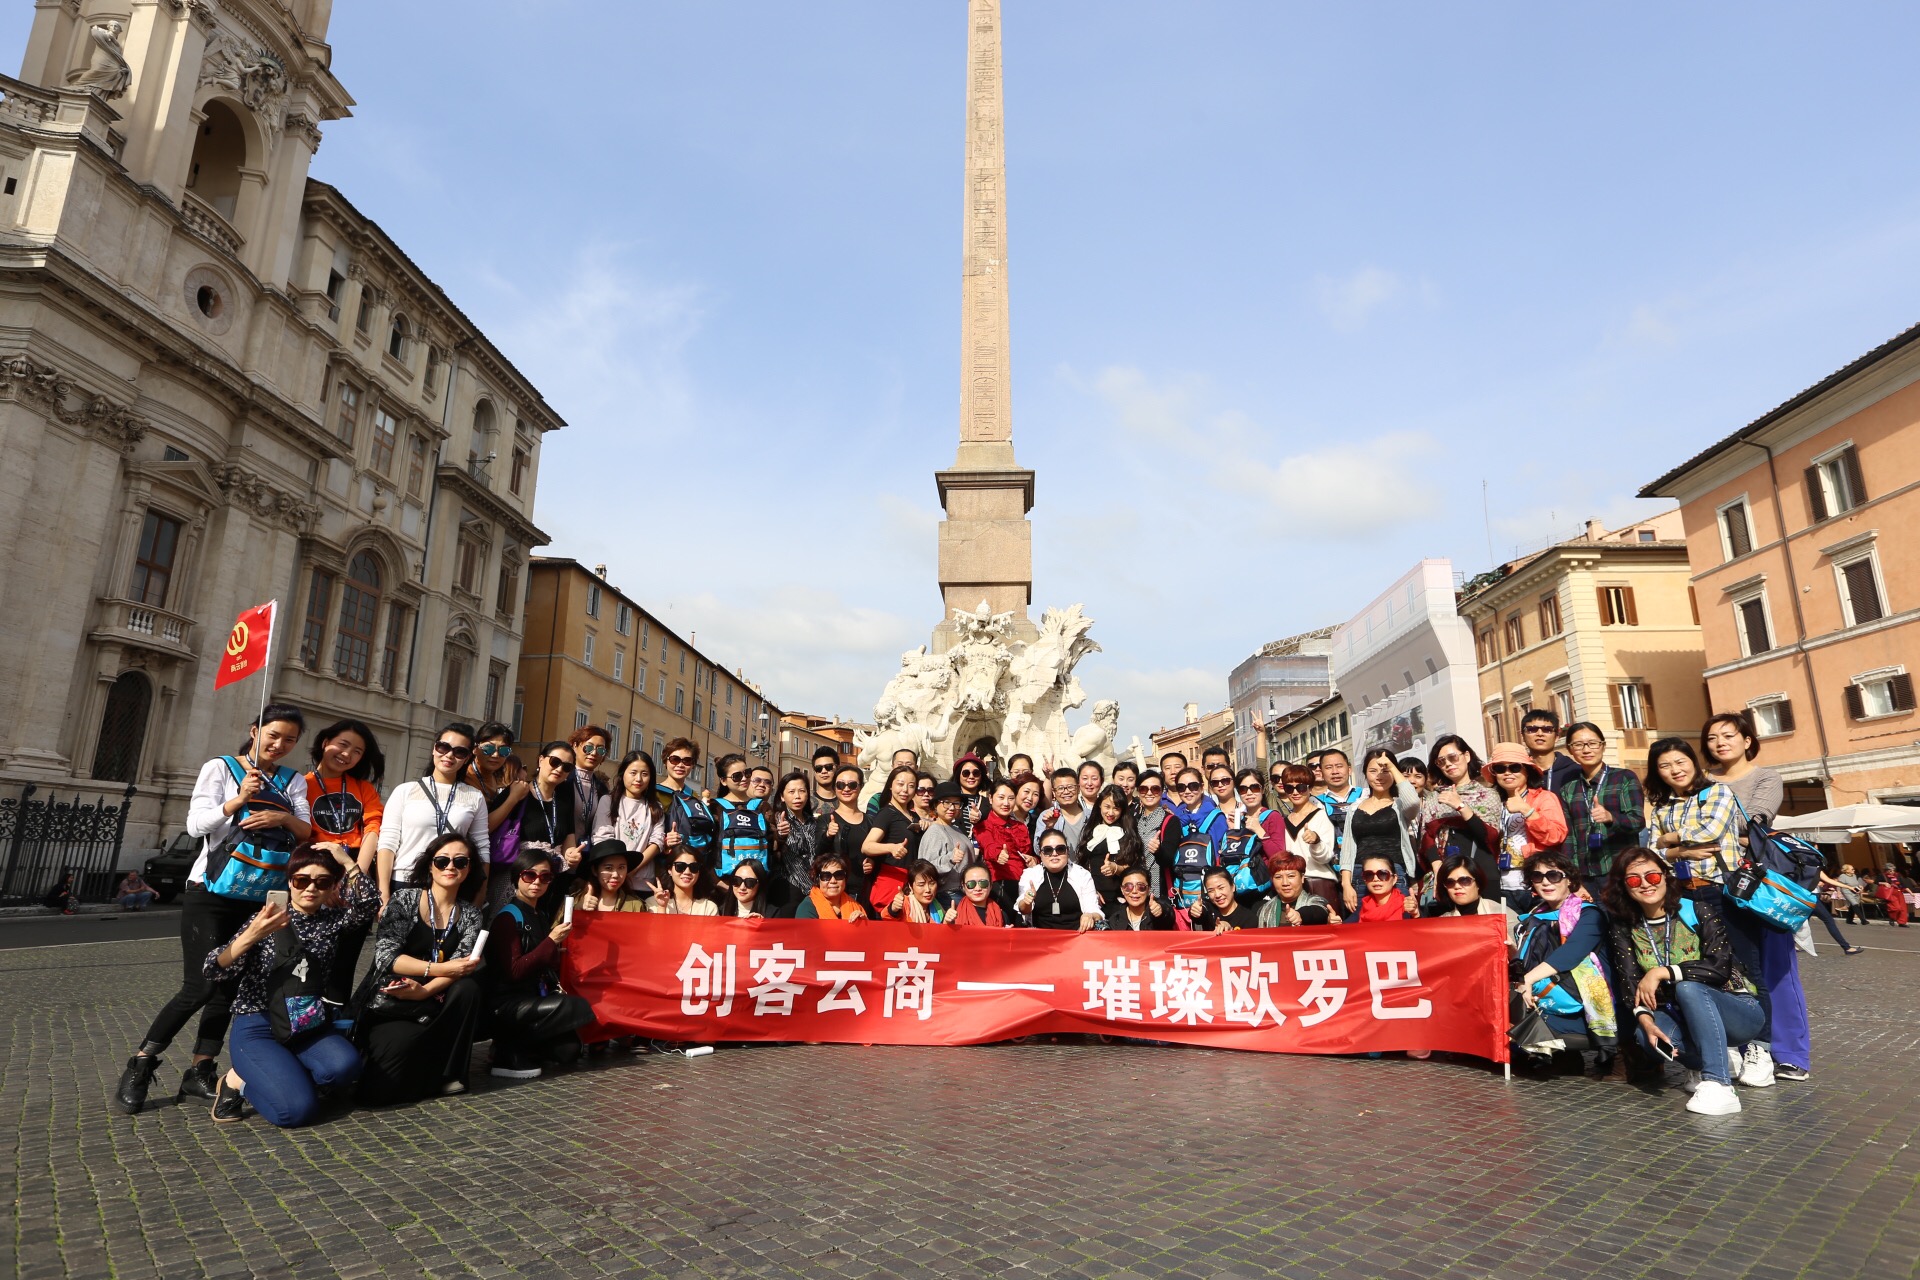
[212,600,275,690]
[562,913,1510,1061]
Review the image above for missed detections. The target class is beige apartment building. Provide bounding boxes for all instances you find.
[1643,320,1920,828]
[516,559,826,791]
[0,3,557,853]
[1456,514,1708,766]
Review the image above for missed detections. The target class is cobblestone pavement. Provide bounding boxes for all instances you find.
[3,934,1916,1280]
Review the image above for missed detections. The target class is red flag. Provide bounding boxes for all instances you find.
[213,601,276,690]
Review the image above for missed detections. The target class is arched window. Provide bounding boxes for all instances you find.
[91,672,152,782]
[333,550,382,684]
[471,399,497,464]
[387,314,409,361]
[186,101,247,221]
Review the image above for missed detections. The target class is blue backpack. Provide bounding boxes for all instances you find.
[1168,811,1225,910]
[713,797,770,875]
[203,756,299,902]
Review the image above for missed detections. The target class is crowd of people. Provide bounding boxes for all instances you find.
[109,701,1910,1127]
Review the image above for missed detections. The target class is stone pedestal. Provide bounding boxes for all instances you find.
[933,449,1035,654]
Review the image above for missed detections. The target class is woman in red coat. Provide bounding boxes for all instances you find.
[1878,867,1911,927]
[972,780,1032,910]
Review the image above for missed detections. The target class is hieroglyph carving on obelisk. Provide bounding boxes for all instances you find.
[960,0,1010,446]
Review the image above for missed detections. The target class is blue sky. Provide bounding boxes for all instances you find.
[56,4,1920,750]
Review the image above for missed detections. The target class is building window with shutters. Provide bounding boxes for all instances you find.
[613,648,625,682]
[301,567,335,670]
[1846,668,1914,721]
[1553,686,1574,725]
[441,645,469,713]
[1537,592,1562,639]
[333,551,383,684]
[1597,585,1638,626]
[1611,682,1655,731]
[1717,497,1754,561]
[1503,614,1525,656]
[1485,708,1506,743]
[574,707,590,731]
[616,603,631,636]
[405,435,428,499]
[380,605,409,691]
[1806,444,1867,522]
[369,407,399,475]
[485,661,506,721]
[1730,585,1773,658]
[510,446,529,496]
[583,632,596,669]
[495,556,519,624]
[1476,629,1496,669]
[586,583,601,618]
[455,534,482,595]
[1747,696,1795,738]
[1834,550,1887,629]
[333,381,360,444]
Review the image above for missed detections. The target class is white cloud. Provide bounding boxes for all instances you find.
[1314,264,1405,332]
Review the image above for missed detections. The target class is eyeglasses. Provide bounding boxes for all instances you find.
[1527,869,1569,886]
[544,754,574,770]
[433,741,472,758]
[729,876,759,889]
[1443,875,1477,889]
[834,780,860,791]
[817,869,847,882]
[1237,783,1264,794]
[1624,870,1666,889]
[670,861,700,874]
[477,743,512,758]
[580,743,608,757]
[1522,725,1555,736]
[289,874,337,891]
[667,755,695,767]
[1361,870,1395,882]
[1177,782,1203,793]
[431,855,472,872]
[1568,738,1604,751]
[963,878,991,889]
[724,772,748,783]
[518,870,554,883]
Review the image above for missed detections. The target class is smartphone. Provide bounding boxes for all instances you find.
[1646,1037,1675,1062]
[265,889,289,912]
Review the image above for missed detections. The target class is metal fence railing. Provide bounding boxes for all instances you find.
[0,783,137,906]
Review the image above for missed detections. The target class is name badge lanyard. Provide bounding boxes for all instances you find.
[422,778,456,836]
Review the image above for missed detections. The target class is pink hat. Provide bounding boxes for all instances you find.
[1480,742,1543,787]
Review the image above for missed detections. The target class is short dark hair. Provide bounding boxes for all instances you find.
[510,846,554,885]
[1319,748,1350,766]
[285,845,339,882]
[1269,854,1307,876]
[1051,766,1078,783]
[714,753,747,783]
[663,737,699,764]
[569,724,612,750]
[1007,753,1034,772]
[405,832,476,887]
[475,721,514,746]
[1078,760,1106,780]
[811,852,848,880]
[1160,751,1187,769]
[1112,760,1139,781]
[1433,852,1489,907]
[906,858,942,886]
[308,718,386,786]
[811,743,840,765]
[539,739,574,760]
[1521,707,1560,732]
[1397,756,1426,776]
[1201,746,1230,763]
[1522,848,1580,890]
[438,721,476,744]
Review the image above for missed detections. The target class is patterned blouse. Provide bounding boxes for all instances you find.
[204,871,380,1016]
[1647,782,1743,882]
[353,887,485,1012]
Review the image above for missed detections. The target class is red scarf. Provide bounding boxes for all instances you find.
[1359,890,1407,923]
[949,897,1006,927]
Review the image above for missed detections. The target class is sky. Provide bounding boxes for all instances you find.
[47,3,1920,751]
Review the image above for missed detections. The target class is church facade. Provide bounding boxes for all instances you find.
[0,1,560,852]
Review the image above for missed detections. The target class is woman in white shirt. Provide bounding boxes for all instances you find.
[114,705,313,1117]
[593,750,664,892]
[377,722,491,907]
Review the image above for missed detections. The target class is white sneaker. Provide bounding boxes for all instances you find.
[1727,1048,1745,1084]
[1741,1042,1776,1088]
[1686,1079,1743,1115]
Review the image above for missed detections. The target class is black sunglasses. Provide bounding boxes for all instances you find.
[433,741,471,757]
[670,861,700,873]
[817,869,847,882]
[544,754,574,769]
[1040,844,1070,855]
[729,875,759,888]
[431,855,471,871]
[963,878,991,888]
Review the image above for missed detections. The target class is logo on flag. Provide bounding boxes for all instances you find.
[213,601,276,690]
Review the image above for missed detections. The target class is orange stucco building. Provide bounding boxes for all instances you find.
[1643,322,1920,850]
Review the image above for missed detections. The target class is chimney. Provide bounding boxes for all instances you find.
[1583,520,1604,542]
[1183,701,1199,725]
[593,563,608,578]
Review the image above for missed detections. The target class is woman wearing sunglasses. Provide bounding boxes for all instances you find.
[202,841,375,1127]
[1601,848,1762,1114]
[794,855,868,921]
[376,722,491,909]
[648,849,722,916]
[1480,743,1570,911]
[1015,834,1102,932]
[565,726,614,847]
[1512,850,1617,1070]
[1417,735,1504,900]
[949,863,1010,927]
[1105,867,1172,931]
[1354,853,1417,922]
[1273,764,1339,906]
[879,859,949,923]
[464,721,530,912]
[354,832,487,1105]
[1420,853,1516,945]
[720,858,775,919]
[484,848,594,1079]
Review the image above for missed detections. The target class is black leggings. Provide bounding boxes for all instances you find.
[1810,901,1856,950]
[490,992,593,1063]
[140,884,259,1058]
[357,978,484,1104]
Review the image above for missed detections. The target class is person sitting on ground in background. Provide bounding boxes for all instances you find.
[793,854,867,922]
[1016,832,1101,932]
[1190,867,1260,932]
[204,842,374,1127]
[115,870,157,911]
[484,848,593,1080]
[1257,854,1332,928]
[1602,848,1764,1116]
[353,832,485,1105]
[1105,867,1173,931]
[949,864,1010,927]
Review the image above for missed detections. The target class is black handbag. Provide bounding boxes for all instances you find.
[1507,993,1560,1055]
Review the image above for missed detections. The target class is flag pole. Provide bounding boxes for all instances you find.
[253,600,277,770]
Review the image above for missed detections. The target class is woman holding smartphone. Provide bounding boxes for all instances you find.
[353,832,486,1104]
[305,719,386,1018]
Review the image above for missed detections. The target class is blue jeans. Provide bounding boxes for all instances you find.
[117,891,156,910]
[1640,981,1765,1085]
[228,1012,362,1128]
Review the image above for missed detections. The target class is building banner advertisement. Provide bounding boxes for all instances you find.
[563,914,1511,1062]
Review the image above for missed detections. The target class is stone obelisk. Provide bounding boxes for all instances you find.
[932,0,1036,653]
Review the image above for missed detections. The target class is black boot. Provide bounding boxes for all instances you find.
[209,1075,246,1123]
[113,1054,162,1115]
[176,1059,219,1101]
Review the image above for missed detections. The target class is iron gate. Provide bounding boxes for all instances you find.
[0,783,137,906]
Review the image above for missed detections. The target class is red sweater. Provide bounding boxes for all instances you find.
[973,811,1031,882]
